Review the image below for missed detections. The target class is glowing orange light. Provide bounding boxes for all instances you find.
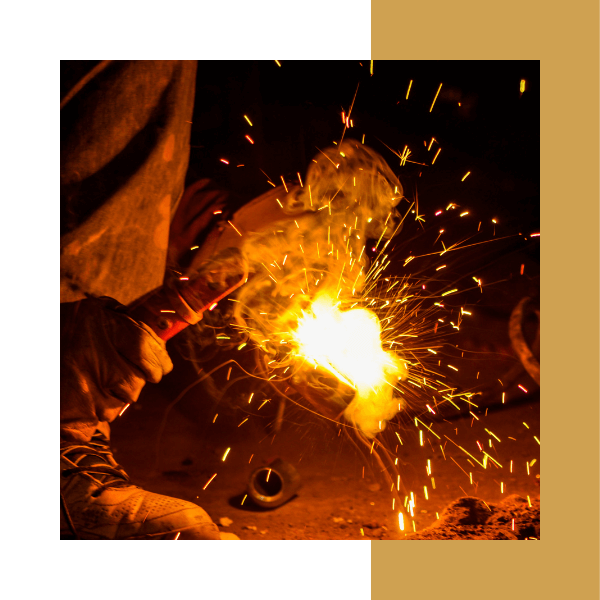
[429,83,443,112]
[227,221,242,236]
[203,473,217,490]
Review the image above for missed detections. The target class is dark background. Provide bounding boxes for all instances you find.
[185,59,540,336]
[186,60,539,231]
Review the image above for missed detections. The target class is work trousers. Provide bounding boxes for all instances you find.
[60,60,230,442]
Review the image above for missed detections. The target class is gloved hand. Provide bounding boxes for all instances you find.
[60,296,173,441]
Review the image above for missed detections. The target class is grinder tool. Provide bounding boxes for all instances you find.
[127,247,247,340]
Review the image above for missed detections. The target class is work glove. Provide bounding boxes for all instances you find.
[60,296,173,441]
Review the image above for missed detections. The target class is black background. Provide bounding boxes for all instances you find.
[186,60,539,234]
[185,60,540,309]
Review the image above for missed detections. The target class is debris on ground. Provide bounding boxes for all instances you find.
[404,495,540,540]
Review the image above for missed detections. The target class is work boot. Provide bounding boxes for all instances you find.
[60,431,221,540]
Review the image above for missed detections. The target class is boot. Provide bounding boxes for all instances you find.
[60,430,220,540]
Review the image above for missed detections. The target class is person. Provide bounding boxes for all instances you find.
[61,60,236,539]
[60,60,404,539]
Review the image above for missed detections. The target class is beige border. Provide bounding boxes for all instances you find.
[372,1,599,599]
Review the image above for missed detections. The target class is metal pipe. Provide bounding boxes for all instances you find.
[247,458,301,508]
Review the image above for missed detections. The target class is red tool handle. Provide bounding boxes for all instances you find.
[127,250,248,341]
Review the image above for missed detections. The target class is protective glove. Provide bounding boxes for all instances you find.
[60,296,173,441]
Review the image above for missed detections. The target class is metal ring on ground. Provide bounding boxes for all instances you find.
[247,458,301,508]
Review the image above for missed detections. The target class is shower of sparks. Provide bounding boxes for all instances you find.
[227,221,243,236]
[175,76,540,540]
[429,83,443,112]
[202,473,217,490]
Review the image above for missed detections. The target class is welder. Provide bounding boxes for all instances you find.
[60,60,403,539]
[60,60,243,539]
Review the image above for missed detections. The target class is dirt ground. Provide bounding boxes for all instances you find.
[111,318,540,541]
[109,239,540,541]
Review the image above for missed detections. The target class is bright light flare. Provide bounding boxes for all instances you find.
[291,294,407,437]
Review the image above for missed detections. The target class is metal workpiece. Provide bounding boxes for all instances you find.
[247,458,302,508]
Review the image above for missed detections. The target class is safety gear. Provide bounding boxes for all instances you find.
[60,296,174,442]
[60,430,220,540]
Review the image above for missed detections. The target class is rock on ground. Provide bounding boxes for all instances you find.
[404,494,540,540]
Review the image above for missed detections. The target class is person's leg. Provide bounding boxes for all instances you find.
[61,60,196,306]
[60,59,196,441]
[60,60,221,539]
